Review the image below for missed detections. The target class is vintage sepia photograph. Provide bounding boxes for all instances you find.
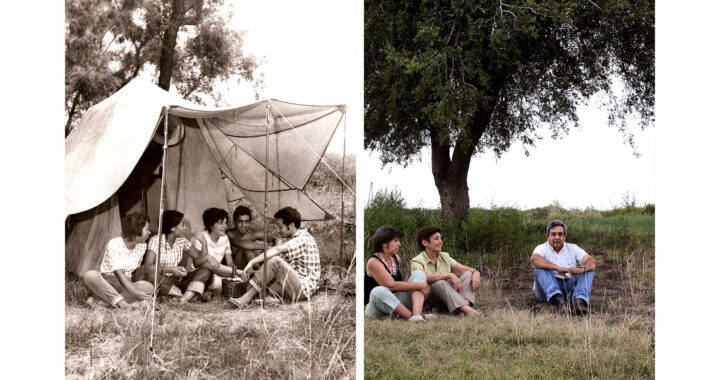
[63,1,358,378]
[363,1,655,378]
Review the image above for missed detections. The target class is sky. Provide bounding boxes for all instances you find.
[364,102,655,210]
[1,1,719,378]
[217,0,362,158]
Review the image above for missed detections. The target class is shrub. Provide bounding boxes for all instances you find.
[364,189,654,270]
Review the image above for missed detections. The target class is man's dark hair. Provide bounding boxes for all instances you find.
[372,225,402,253]
[546,220,567,237]
[161,210,184,234]
[121,212,150,239]
[233,205,252,222]
[202,207,229,232]
[416,226,442,251]
[274,207,302,229]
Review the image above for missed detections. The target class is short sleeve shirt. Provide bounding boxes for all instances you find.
[100,237,147,277]
[282,228,321,297]
[148,234,191,276]
[532,242,587,278]
[193,231,231,263]
[410,251,457,275]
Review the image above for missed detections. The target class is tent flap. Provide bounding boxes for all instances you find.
[65,79,346,274]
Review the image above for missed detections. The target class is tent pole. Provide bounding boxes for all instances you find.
[262,100,270,303]
[149,106,169,361]
[339,109,346,264]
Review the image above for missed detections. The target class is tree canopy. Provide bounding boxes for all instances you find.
[365,0,654,222]
[65,0,263,135]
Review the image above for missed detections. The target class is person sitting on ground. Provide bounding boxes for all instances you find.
[530,220,597,315]
[410,226,481,316]
[365,225,433,323]
[192,207,244,296]
[81,212,154,309]
[229,206,320,307]
[143,210,214,303]
[226,205,280,270]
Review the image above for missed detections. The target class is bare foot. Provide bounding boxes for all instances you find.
[458,305,480,316]
[229,294,254,308]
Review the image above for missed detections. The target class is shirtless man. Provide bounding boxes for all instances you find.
[226,205,279,269]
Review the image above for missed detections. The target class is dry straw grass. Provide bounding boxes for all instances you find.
[66,268,355,379]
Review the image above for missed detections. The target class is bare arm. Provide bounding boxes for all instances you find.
[191,241,213,268]
[451,262,475,276]
[425,272,455,284]
[451,262,481,292]
[144,249,186,278]
[366,259,428,293]
[581,254,597,271]
[244,244,287,272]
[114,269,150,300]
[228,230,279,251]
[229,239,267,251]
[531,253,571,276]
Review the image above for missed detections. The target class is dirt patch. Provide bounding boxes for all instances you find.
[485,250,654,322]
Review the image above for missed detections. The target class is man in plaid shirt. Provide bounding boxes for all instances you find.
[229,207,321,307]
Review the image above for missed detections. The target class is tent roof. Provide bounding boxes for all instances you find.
[65,79,345,219]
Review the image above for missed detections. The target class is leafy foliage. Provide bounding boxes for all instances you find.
[365,0,655,222]
[365,188,654,269]
[65,0,263,134]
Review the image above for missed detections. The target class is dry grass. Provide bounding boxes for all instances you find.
[66,269,355,379]
[366,307,653,379]
[365,244,655,379]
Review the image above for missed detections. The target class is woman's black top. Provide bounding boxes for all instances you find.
[364,254,402,305]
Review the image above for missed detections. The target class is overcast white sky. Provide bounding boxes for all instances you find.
[364,103,655,210]
[217,0,362,157]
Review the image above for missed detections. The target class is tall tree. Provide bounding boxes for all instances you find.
[365,0,654,223]
[65,0,262,135]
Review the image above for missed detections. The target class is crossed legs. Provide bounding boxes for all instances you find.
[365,270,427,319]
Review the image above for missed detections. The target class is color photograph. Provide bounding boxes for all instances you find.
[363,1,655,378]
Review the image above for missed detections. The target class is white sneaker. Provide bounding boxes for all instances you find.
[423,313,438,320]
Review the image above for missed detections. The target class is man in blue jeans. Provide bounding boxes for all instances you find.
[530,220,597,315]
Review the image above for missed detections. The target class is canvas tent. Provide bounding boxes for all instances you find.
[65,79,347,275]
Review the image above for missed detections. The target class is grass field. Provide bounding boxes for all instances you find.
[66,277,355,379]
[364,191,654,379]
[65,154,356,379]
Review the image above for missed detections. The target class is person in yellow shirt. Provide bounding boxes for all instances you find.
[410,226,480,316]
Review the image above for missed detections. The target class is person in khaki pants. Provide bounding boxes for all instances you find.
[410,226,481,316]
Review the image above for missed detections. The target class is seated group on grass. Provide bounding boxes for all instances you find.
[364,220,597,321]
[81,205,321,310]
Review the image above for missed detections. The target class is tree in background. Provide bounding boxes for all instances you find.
[365,0,654,223]
[65,0,263,135]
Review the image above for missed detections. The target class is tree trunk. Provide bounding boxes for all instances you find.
[157,0,185,90]
[65,91,81,137]
[435,160,471,223]
[430,109,493,224]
